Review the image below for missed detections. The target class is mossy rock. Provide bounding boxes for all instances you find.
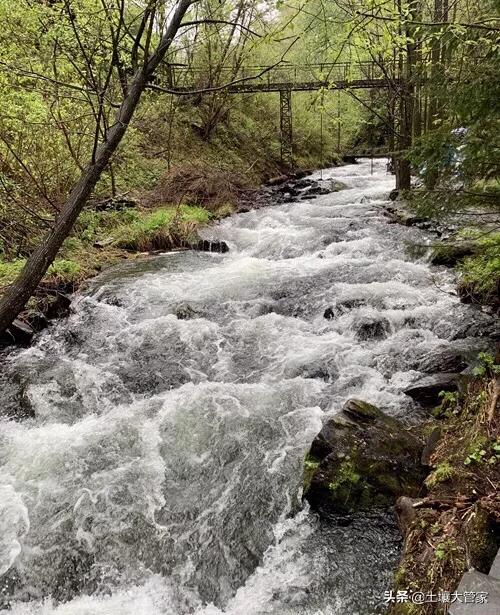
[303,399,425,515]
[430,239,478,267]
[464,505,500,574]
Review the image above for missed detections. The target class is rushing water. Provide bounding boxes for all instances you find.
[0,160,493,614]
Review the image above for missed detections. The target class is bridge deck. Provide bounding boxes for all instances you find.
[161,61,397,94]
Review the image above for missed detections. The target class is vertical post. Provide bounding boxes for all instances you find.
[320,110,324,179]
[337,90,341,152]
[280,90,293,170]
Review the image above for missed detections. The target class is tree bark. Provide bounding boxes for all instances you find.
[0,0,196,335]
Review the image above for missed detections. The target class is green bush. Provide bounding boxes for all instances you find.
[459,232,500,304]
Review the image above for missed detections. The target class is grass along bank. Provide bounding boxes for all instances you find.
[386,194,500,612]
[0,202,223,340]
[390,364,500,615]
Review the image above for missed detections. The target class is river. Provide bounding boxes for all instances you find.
[0,160,490,614]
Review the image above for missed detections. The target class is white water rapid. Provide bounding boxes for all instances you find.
[0,160,492,614]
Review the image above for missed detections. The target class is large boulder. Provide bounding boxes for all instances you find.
[417,348,468,374]
[430,240,478,267]
[404,373,459,407]
[0,319,34,347]
[304,399,425,515]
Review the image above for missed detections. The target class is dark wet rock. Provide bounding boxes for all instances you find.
[389,189,399,201]
[404,373,459,407]
[0,319,34,346]
[421,427,442,466]
[291,169,312,180]
[384,206,428,227]
[266,174,289,186]
[323,307,335,320]
[93,195,137,212]
[395,496,421,534]
[342,155,358,164]
[175,304,199,320]
[324,299,367,320]
[304,399,425,515]
[45,292,72,319]
[293,178,313,190]
[430,240,478,266]
[418,349,469,374]
[26,311,49,332]
[450,311,500,341]
[305,185,331,196]
[403,315,417,328]
[353,316,390,340]
[0,367,35,420]
[195,239,229,254]
[278,183,300,197]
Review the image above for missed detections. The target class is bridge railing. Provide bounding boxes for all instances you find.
[163,61,397,91]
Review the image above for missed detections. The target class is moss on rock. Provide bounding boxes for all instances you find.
[303,399,425,515]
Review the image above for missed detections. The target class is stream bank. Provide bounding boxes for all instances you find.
[1,168,343,348]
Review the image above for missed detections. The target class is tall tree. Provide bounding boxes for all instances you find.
[0,0,198,334]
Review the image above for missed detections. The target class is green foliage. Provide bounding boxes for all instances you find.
[112,205,210,251]
[433,390,459,419]
[328,460,361,492]
[464,438,500,466]
[472,352,500,377]
[0,259,25,288]
[459,234,500,305]
[425,462,454,487]
[47,259,81,278]
[464,445,489,466]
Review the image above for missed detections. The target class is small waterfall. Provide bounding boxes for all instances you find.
[0,161,490,614]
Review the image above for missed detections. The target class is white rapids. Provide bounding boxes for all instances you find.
[0,160,491,614]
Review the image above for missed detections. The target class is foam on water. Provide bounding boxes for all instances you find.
[0,160,492,613]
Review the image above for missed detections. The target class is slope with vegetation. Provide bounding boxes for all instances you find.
[0,0,498,609]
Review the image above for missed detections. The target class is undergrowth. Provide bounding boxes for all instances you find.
[390,365,500,615]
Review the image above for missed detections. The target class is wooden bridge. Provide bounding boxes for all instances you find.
[160,61,397,167]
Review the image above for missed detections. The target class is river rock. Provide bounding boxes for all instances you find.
[395,496,421,534]
[293,178,313,190]
[430,240,478,266]
[305,185,331,196]
[421,427,442,466]
[353,315,390,340]
[175,304,198,320]
[195,239,229,253]
[94,195,137,212]
[384,206,428,227]
[304,399,425,515]
[404,373,459,406]
[342,155,358,164]
[450,311,500,341]
[418,348,468,374]
[43,292,73,320]
[323,299,366,320]
[0,319,34,346]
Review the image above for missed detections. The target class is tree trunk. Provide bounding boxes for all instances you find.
[0,0,196,335]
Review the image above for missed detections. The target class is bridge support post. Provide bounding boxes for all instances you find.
[279,90,293,169]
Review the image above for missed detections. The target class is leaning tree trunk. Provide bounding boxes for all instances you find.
[0,0,196,335]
